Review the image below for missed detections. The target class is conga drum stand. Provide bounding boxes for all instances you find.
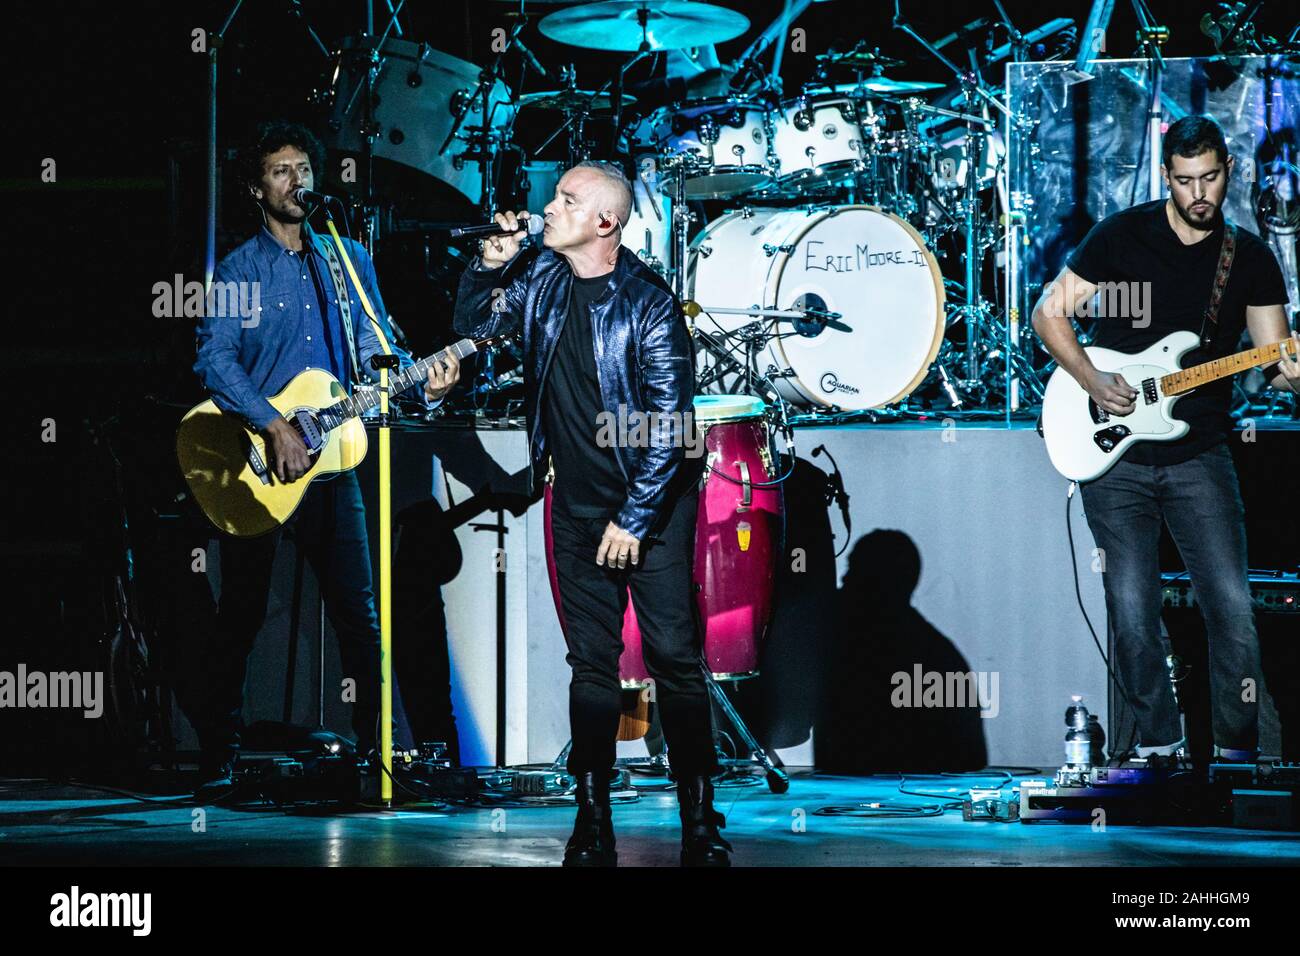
[547,673,790,795]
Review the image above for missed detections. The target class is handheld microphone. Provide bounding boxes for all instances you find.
[448,215,544,240]
[293,187,344,208]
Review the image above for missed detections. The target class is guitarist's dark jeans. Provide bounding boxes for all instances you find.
[549,487,719,780]
[193,470,381,763]
[1080,443,1261,755]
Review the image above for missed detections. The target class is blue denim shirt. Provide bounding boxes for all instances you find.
[195,224,427,431]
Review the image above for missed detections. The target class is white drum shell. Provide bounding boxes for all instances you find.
[650,99,776,199]
[770,98,864,184]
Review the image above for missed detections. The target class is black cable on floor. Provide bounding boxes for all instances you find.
[1065,482,1140,760]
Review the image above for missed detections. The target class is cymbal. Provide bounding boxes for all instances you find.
[539,0,749,52]
[815,49,906,71]
[517,88,638,112]
[805,77,947,97]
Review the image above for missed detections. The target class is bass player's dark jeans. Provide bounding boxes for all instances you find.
[1080,442,1261,754]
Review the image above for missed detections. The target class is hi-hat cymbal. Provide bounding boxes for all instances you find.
[805,77,947,97]
[539,0,749,52]
[517,89,638,112]
[815,49,906,71]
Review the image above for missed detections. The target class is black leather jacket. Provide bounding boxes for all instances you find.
[453,245,696,541]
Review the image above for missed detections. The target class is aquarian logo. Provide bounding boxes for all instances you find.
[820,372,860,396]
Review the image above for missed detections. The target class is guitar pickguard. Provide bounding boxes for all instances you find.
[243,407,327,485]
[289,407,327,453]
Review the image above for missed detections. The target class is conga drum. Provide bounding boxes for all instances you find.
[690,395,784,679]
[542,395,784,688]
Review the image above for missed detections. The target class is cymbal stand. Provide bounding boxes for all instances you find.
[663,154,694,301]
[437,21,524,218]
[350,0,409,251]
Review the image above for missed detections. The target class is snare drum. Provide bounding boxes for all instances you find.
[650,97,776,199]
[541,395,783,687]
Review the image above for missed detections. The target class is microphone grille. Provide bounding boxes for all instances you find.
[526,215,545,236]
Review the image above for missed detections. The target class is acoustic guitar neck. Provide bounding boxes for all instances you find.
[309,336,494,433]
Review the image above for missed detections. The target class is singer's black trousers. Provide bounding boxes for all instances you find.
[549,487,719,780]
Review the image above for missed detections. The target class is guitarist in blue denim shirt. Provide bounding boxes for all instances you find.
[190,121,460,795]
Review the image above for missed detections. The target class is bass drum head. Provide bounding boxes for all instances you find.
[690,205,945,410]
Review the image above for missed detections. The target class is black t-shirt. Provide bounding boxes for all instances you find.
[544,273,627,517]
[1066,199,1288,465]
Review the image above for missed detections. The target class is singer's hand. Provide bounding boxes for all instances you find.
[481,211,529,268]
[595,522,641,570]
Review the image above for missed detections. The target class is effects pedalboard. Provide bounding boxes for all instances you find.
[231,742,480,805]
[1015,761,1300,827]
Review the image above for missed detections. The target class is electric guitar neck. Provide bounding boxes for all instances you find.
[1161,338,1297,397]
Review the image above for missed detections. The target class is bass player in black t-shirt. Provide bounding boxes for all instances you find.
[1032,115,1300,764]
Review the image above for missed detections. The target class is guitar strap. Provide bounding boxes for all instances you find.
[307,223,364,386]
[1197,220,1237,354]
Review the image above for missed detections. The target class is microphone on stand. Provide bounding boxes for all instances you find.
[292,187,345,208]
[513,36,548,79]
[448,215,544,240]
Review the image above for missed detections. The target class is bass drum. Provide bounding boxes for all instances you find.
[689,205,945,410]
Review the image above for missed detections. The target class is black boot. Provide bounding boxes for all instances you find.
[563,771,617,867]
[677,774,732,867]
[194,750,237,803]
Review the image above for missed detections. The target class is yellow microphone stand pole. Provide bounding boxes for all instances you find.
[323,214,397,806]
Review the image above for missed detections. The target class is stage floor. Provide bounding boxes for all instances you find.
[3,771,1297,867]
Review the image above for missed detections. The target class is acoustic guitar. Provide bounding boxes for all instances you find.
[176,336,501,537]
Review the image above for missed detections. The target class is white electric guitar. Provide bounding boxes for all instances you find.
[1040,330,1298,481]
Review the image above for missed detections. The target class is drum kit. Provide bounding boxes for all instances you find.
[315,0,1055,423]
